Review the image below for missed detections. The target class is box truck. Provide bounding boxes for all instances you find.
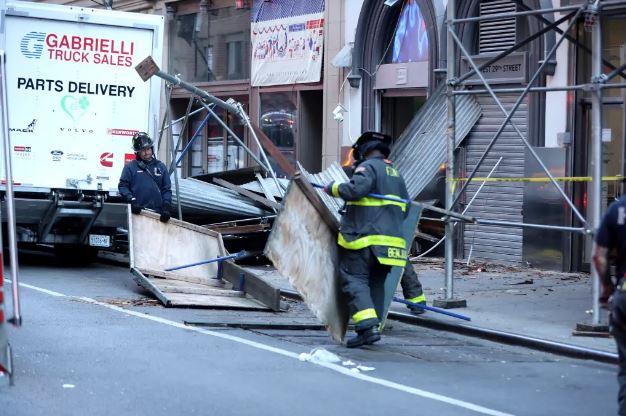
[0,1,163,258]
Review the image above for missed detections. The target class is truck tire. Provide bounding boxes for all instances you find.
[53,245,99,264]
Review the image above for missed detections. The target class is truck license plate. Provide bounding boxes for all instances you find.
[89,234,110,247]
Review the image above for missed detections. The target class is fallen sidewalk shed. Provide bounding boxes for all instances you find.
[128,209,271,310]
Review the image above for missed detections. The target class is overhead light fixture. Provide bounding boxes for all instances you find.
[384,0,401,7]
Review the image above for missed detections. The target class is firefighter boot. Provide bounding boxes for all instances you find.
[408,301,427,315]
[346,326,381,348]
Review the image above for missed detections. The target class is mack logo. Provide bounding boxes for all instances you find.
[9,119,36,133]
[100,152,114,168]
[20,32,46,59]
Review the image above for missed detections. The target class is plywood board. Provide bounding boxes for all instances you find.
[265,179,348,342]
[129,210,224,285]
[376,206,422,329]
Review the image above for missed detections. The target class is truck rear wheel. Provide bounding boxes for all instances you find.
[53,245,99,264]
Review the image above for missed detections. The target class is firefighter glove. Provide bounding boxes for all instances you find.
[323,182,334,196]
[160,208,171,223]
[130,198,142,215]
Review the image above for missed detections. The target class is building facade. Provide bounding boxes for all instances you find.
[32,0,625,272]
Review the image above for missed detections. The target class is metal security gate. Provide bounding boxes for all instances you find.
[462,93,528,263]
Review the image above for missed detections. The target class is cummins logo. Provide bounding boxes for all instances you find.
[20,32,46,59]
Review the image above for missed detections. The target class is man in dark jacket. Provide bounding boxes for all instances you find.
[118,132,172,222]
[324,131,409,348]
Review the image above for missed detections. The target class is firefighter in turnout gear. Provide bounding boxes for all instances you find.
[324,131,410,348]
[342,154,427,316]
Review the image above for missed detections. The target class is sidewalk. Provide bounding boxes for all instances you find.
[391,258,616,354]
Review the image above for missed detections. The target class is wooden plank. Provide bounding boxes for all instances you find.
[250,123,296,176]
[265,179,348,342]
[131,268,169,305]
[221,261,282,312]
[212,177,281,211]
[139,268,225,287]
[293,173,339,231]
[165,293,269,309]
[139,209,220,238]
[208,223,270,234]
[155,280,244,297]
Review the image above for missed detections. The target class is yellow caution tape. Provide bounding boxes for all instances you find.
[452,175,625,183]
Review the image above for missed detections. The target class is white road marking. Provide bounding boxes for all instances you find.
[12,281,514,416]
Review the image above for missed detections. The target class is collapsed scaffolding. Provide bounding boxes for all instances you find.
[441,0,626,329]
[137,0,626,331]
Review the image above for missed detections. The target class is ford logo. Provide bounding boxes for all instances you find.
[50,150,63,156]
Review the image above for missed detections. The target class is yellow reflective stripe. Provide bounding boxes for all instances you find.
[346,194,407,212]
[338,233,406,250]
[407,294,426,304]
[331,182,341,197]
[377,257,407,267]
[352,308,378,323]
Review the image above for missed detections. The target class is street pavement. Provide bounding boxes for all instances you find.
[0,251,619,415]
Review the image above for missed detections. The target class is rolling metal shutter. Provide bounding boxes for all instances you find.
[462,94,527,263]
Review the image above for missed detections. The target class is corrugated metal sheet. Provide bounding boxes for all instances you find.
[240,178,290,199]
[391,85,483,200]
[462,94,527,263]
[171,177,268,218]
[299,162,349,223]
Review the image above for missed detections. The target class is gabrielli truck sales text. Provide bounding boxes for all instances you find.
[46,33,135,66]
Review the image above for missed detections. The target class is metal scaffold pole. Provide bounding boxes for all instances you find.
[589,0,603,327]
[435,0,466,309]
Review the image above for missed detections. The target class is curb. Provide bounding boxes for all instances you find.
[387,311,618,365]
[279,289,618,364]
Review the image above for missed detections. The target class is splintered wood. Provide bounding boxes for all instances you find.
[129,210,269,310]
[265,178,348,342]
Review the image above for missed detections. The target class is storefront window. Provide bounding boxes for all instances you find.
[386,0,429,63]
[169,6,251,82]
[181,99,247,176]
[260,92,297,177]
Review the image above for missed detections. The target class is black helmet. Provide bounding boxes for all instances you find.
[352,131,392,160]
[132,132,153,152]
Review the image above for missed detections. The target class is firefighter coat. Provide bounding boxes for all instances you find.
[330,156,410,267]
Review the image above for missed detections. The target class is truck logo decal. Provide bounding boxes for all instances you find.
[107,128,139,137]
[21,32,136,67]
[14,145,32,159]
[50,150,64,161]
[100,152,114,168]
[9,119,37,133]
[20,32,46,59]
[61,95,90,121]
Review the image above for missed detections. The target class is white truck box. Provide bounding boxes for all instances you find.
[0,1,164,253]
